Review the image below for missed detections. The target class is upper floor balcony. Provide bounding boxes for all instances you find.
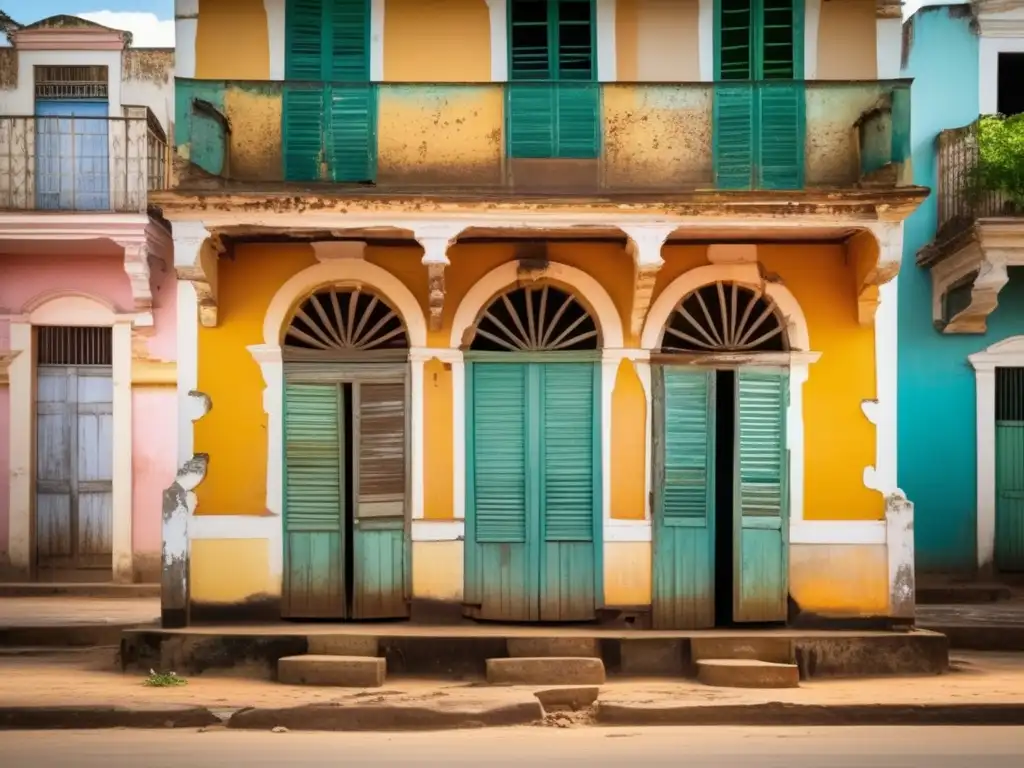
[0,107,170,215]
[919,115,1024,333]
[167,78,915,206]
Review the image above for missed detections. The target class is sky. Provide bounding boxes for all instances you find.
[0,0,970,50]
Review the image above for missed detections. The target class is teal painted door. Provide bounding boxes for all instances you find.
[351,381,410,618]
[995,368,1024,572]
[713,0,805,189]
[652,368,716,630]
[733,370,789,623]
[282,382,347,618]
[465,361,600,621]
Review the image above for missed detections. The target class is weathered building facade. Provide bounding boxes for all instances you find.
[0,16,174,583]
[900,1,1024,578]
[160,0,923,627]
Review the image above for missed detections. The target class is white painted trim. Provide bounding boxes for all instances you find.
[604,520,653,543]
[485,0,509,81]
[370,0,386,82]
[412,519,465,542]
[596,0,617,82]
[640,262,816,536]
[111,321,134,584]
[264,0,286,81]
[979,36,1024,116]
[790,521,886,546]
[969,334,1024,570]
[8,298,136,581]
[601,352,617,531]
[175,19,198,80]
[188,514,282,581]
[449,260,625,349]
[176,281,199,469]
[451,356,467,521]
[804,0,821,80]
[253,260,430,562]
[698,0,714,81]
[875,17,902,80]
[862,278,900,498]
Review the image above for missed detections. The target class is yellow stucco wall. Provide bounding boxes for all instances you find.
[194,0,270,80]
[383,0,492,81]
[190,539,274,603]
[817,0,878,81]
[790,544,889,615]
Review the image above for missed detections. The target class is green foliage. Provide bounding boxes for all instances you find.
[976,114,1024,208]
[144,669,188,688]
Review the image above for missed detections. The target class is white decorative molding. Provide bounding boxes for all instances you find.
[596,0,617,82]
[969,334,1024,571]
[174,0,199,80]
[858,221,903,327]
[264,0,286,80]
[805,0,821,80]
[979,29,1024,115]
[862,279,900,499]
[621,224,672,339]
[698,0,714,81]
[875,16,902,80]
[370,0,386,81]
[641,262,821,537]
[415,224,463,333]
[176,280,199,469]
[484,0,509,81]
[172,220,221,328]
[926,220,1024,334]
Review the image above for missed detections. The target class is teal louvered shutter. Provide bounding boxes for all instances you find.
[541,364,595,542]
[757,83,804,189]
[660,369,715,527]
[507,84,556,158]
[714,85,755,189]
[283,382,345,618]
[283,86,324,181]
[328,0,370,80]
[555,83,600,158]
[326,85,377,182]
[471,364,528,543]
[736,371,788,520]
[285,0,324,79]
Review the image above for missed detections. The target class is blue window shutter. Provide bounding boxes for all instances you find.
[283,86,324,181]
[757,82,804,190]
[328,0,370,81]
[471,364,528,543]
[285,0,325,80]
[735,370,788,520]
[541,364,595,542]
[326,84,377,182]
[660,369,715,526]
[714,84,755,190]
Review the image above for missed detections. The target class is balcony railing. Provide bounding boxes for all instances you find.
[0,111,170,213]
[173,79,912,194]
[936,116,1021,240]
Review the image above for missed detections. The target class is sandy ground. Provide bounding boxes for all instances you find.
[1,726,1023,767]
[0,648,1021,710]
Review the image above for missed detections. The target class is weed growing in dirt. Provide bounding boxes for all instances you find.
[144,670,188,687]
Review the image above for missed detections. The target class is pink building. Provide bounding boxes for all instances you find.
[0,15,174,583]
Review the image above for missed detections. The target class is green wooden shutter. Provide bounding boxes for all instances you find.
[714,85,755,189]
[283,382,345,618]
[555,83,600,158]
[283,87,324,181]
[736,371,787,519]
[541,364,595,541]
[757,83,804,189]
[285,0,324,80]
[328,0,370,80]
[507,85,557,158]
[471,364,528,543]
[326,85,377,182]
[661,368,715,526]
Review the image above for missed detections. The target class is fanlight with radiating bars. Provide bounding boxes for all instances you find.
[662,281,788,353]
[470,284,599,352]
[285,288,409,351]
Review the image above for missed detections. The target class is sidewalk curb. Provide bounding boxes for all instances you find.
[227,700,546,731]
[0,706,221,730]
[595,701,1024,726]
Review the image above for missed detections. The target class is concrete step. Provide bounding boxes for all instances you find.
[506,637,600,658]
[696,658,800,689]
[306,635,379,657]
[278,655,386,687]
[486,656,605,686]
[690,636,794,665]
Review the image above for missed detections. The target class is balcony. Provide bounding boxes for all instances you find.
[919,115,1024,333]
[0,108,170,214]
[171,79,913,199]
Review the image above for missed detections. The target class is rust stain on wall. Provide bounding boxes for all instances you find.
[123,48,174,84]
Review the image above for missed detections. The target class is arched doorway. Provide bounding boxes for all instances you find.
[463,283,602,622]
[650,280,791,629]
[281,286,411,620]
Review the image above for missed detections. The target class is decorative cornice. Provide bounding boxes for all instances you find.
[876,0,903,18]
[0,350,21,386]
[12,27,129,51]
[974,1,1024,36]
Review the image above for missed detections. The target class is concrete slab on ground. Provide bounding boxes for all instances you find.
[278,655,386,687]
[0,598,159,647]
[696,659,800,689]
[917,603,1024,651]
[0,584,160,599]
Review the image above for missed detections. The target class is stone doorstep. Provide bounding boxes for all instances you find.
[277,655,386,688]
[486,657,606,686]
[696,658,800,689]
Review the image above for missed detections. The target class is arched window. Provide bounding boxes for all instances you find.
[285,287,409,351]
[469,284,599,352]
[661,281,788,353]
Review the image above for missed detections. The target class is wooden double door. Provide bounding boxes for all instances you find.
[282,363,410,619]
